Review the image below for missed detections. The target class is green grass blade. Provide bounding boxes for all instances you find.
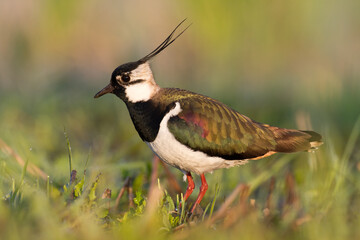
[249,155,293,192]
[179,193,185,224]
[202,202,211,222]
[47,176,50,198]
[64,128,72,180]
[209,183,220,220]
[19,158,28,187]
[341,116,360,163]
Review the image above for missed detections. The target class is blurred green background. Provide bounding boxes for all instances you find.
[1,0,360,239]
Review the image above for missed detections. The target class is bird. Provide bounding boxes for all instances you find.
[94,20,322,213]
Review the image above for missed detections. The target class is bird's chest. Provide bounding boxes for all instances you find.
[126,101,169,142]
[145,102,226,174]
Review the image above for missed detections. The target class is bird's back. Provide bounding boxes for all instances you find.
[154,88,322,161]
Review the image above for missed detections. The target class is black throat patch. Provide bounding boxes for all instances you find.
[125,100,175,142]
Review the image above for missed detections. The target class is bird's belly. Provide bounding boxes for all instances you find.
[146,134,226,175]
[145,102,247,174]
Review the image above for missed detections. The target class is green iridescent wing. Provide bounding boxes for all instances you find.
[167,96,278,160]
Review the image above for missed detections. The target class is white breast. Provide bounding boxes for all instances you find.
[146,102,248,175]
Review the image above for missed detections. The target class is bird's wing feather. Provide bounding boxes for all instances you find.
[167,96,278,160]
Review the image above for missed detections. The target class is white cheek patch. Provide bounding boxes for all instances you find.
[120,62,160,103]
[125,82,157,102]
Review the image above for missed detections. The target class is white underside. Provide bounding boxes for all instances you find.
[146,102,249,175]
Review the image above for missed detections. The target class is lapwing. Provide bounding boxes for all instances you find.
[94,20,322,213]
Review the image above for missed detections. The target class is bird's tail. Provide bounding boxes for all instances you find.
[269,127,323,153]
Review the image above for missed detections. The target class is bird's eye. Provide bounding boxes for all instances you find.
[122,74,130,82]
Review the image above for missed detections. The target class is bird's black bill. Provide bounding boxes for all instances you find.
[94,84,114,98]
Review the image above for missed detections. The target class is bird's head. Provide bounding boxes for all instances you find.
[94,19,190,103]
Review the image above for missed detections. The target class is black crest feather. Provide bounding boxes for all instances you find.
[139,19,191,63]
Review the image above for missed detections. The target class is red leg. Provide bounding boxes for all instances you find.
[184,172,195,201]
[179,172,195,208]
[191,173,208,213]
[183,172,195,201]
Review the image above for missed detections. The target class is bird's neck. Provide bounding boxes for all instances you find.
[124,88,198,142]
[125,93,174,142]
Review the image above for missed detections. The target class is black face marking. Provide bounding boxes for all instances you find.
[111,84,126,100]
[127,79,145,85]
[118,79,145,87]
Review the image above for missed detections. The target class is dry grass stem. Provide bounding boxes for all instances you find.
[159,160,182,194]
[0,138,48,180]
[207,183,248,226]
[114,177,133,210]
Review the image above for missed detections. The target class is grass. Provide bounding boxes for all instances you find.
[0,88,359,240]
